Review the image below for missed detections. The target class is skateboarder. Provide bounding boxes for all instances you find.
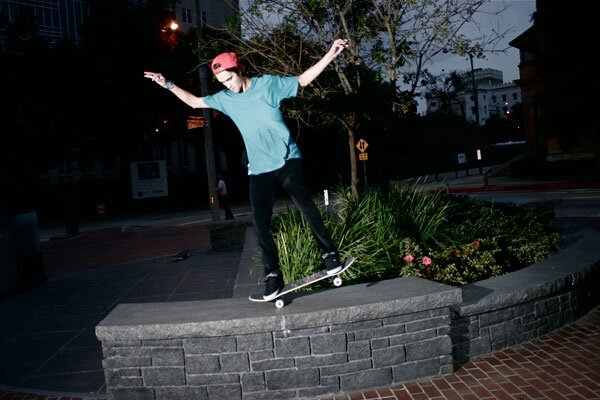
[144,38,349,300]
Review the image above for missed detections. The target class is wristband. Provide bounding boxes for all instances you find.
[164,81,174,90]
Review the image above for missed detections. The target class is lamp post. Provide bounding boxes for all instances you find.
[468,51,481,177]
[193,3,220,221]
[198,60,220,221]
[164,15,220,220]
[468,52,480,127]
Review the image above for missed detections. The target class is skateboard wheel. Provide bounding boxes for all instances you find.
[333,276,342,287]
[275,299,285,308]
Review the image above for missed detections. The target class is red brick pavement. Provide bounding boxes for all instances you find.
[1,305,598,400]
[41,224,211,279]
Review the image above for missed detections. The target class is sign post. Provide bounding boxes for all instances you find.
[457,152,469,177]
[356,139,369,186]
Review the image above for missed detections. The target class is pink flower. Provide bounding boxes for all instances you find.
[403,254,414,263]
[422,256,432,266]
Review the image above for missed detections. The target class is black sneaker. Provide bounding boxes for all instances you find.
[322,252,343,275]
[263,270,284,301]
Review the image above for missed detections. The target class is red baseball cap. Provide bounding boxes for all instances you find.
[211,52,239,75]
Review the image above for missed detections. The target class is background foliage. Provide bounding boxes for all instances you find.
[272,182,561,287]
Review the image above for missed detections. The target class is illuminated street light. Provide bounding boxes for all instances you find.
[161,20,178,32]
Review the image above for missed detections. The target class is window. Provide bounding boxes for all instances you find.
[502,94,507,102]
[182,8,192,23]
[512,92,518,100]
[492,95,497,103]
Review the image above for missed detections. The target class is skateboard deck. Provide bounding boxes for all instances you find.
[172,249,191,262]
[249,256,355,308]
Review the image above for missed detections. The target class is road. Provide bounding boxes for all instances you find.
[467,188,600,230]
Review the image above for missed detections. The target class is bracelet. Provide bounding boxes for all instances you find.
[163,81,174,90]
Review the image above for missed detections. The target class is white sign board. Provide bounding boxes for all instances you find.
[457,153,467,164]
[130,161,168,199]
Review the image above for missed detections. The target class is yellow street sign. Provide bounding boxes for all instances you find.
[359,152,368,161]
[356,139,369,153]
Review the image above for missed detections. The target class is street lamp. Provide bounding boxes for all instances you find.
[198,65,220,221]
[165,13,220,221]
[467,49,485,176]
[193,6,220,221]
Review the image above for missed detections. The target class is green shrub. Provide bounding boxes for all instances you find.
[271,182,561,288]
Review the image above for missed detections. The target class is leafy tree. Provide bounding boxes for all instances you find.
[422,70,469,119]
[206,0,510,199]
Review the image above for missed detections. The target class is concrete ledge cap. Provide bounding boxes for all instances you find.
[96,276,460,341]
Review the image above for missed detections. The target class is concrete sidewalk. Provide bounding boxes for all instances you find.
[1,171,599,399]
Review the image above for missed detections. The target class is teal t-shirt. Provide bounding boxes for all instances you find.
[203,75,302,175]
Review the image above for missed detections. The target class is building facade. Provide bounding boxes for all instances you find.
[0,0,238,52]
[1,0,240,215]
[0,0,87,51]
[509,0,598,163]
[167,0,237,32]
[425,68,521,126]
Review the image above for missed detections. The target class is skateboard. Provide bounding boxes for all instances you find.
[249,256,355,308]
[172,249,191,262]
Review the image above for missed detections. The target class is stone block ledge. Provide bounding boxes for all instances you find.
[96,222,600,399]
[96,277,461,341]
[97,278,461,400]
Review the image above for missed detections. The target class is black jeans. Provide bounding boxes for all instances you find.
[219,194,234,220]
[249,158,336,275]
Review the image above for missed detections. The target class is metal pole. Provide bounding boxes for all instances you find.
[467,52,479,179]
[200,66,220,221]
[469,53,480,127]
[195,1,220,221]
[363,161,368,186]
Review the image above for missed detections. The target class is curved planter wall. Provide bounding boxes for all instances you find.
[451,223,600,363]
[96,223,600,400]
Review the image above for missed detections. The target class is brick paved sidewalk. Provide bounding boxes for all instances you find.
[41,223,211,279]
[1,305,598,400]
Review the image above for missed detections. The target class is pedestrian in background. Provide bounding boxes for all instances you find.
[217,173,234,220]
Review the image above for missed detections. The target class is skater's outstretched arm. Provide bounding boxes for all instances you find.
[143,71,209,109]
[298,39,349,87]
